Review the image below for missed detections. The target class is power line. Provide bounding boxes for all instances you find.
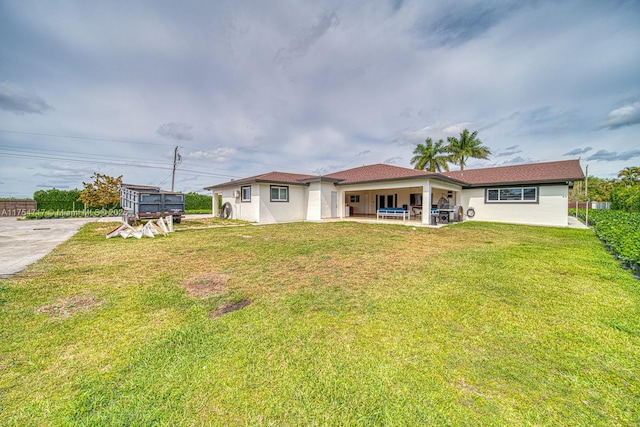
[0,151,240,179]
[0,143,248,178]
[0,144,170,168]
[0,128,319,176]
[0,128,176,147]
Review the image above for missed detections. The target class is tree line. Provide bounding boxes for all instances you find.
[31,173,212,211]
[409,128,639,212]
[570,166,640,212]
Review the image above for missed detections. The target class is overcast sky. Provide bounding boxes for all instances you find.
[1,0,639,197]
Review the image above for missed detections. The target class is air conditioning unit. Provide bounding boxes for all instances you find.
[232,190,240,198]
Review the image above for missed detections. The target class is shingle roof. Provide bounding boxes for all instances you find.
[204,171,316,190]
[205,159,584,190]
[324,163,436,184]
[441,159,584,186]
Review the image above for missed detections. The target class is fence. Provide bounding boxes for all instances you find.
[0,200,38,217]
[570,202,611,210]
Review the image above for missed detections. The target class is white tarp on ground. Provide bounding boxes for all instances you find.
[106,218,172,239]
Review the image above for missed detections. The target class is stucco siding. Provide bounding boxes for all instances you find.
[218,186,260,222]
[258,183,308,223]
[320,183,334,218]
[461,185,569,226]
[306,182,322,221]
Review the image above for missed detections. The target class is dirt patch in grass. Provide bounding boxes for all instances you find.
[35,295,103,318]
[181,272,229,298]
[210,299,251,318]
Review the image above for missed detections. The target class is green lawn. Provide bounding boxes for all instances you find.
[1,220,639,426]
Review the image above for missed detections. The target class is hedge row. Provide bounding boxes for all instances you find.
[610,186,640,212]
[572,209,640,277]
[184,192,212,210]
[32,189,212,211]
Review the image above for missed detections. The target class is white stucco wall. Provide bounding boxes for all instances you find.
[214,178,569,227]
[217,186,260,222]
[306,182,322,221]
[258,183,308,224]
[306,182,336,220]
[461,185,569,226]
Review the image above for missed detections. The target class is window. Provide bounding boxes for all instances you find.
[350,195,360,203]
[270,185,289,202]
[241,186,251,202]
[486,187,538,203]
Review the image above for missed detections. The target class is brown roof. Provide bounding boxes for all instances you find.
[205,159,584,190]
[441,159,584,186]
[204,171,316,190]
[324,163,436,184]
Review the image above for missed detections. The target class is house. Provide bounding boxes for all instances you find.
[204,159,585,227]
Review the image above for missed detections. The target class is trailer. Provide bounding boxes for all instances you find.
[120,184,184,224]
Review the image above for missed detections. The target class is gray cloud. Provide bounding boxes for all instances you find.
[501,156,535,165]
[156,123,194,141]
[313,164,345,175]
[586,149,640,162]
[274,10,339,66]
[390,0,406,13]
[36,183,70,189]
[0,81,53,114]
[418,3,522,47]
[563,146,593,156]
[185,148,235,162]
[600,101,640,130]
[383,157,402,165]
[494,145,522,157]
[479,112,520,131]
[355,150,371,157]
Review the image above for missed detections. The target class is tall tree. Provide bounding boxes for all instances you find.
[618,166,640,186]
[78,173,122,209]
[446,129,491,170]
[410,138,451,172]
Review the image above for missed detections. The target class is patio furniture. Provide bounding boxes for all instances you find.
[430,211,438,225]
[377,208,409,221]
[438,210,451,224]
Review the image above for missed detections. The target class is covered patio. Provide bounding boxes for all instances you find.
[338,180,464,226]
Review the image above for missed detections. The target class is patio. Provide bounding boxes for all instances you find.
[324,213,453,228]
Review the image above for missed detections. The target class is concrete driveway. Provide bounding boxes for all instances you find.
[0,217,114,278]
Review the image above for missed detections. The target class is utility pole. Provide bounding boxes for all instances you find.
[171,146,179,192]
[585,164,589,226]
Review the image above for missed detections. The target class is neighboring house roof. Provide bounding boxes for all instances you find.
[204,171,316,190]
[441,159,584,187]
[205,159,584,190]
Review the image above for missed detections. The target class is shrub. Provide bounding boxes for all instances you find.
[610,186,640,212]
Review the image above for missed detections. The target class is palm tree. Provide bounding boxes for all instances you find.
[446,129,491,170]
[618,166,640,186]
[410,138,451,172]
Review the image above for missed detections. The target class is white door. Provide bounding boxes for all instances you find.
[331,191,338,218]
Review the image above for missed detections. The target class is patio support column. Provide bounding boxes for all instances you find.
[212,192,220,217]
[422,181,431,225]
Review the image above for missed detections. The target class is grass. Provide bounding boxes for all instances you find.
[1,220,639,426]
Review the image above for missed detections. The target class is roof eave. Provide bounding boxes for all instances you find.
[299,177,343,184]
[335,173,440,186]
[205,178,311,191]
[463,176,585,188]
